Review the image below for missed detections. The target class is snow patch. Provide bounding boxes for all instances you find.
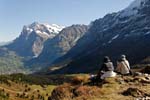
[108,40,112,44]
[44,23,65,33]
[22,22,65,38]
[73,36,80,43]
[35,30,51,37]
[119,0,147,17]
[145,31,150,35]
[112,34,119,40]
[108,34,119,44]
[26,28,33,32]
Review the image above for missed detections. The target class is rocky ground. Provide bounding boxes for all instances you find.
[49,72,150,100]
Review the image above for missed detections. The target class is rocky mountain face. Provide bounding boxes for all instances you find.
[6,22,64,57]
[1,0,150,75]
[0,22,64,74]
[27,25,88,70]
[49,0,150,74]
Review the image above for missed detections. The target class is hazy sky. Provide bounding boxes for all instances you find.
[0,0,134,42]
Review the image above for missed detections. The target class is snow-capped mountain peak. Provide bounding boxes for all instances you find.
[9,22,65,57]
[22,22,65,38]
[43,23,65,34]
[119,0,147,17]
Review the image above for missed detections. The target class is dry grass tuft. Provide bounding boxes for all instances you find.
[71,75,90,85]
[74,86,103,97]
[122,87,150,97]
[49,84,73,100]
[49,84,103,100]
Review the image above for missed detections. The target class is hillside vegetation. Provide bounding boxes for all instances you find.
[0,73,73,100]
[0,48,29,74]
[1,68,150,100]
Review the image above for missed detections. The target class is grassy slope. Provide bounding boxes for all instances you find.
[49,74,150,100]
[1,73,150,100]
[0,81,56,100]
[0,49,29,74]
[0,74,58,100]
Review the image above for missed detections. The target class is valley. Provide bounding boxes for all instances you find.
[0,0,150,99]
[1,0,150,75]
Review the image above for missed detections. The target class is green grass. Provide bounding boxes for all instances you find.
[0,74,58,100]
[0,49,29,74]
